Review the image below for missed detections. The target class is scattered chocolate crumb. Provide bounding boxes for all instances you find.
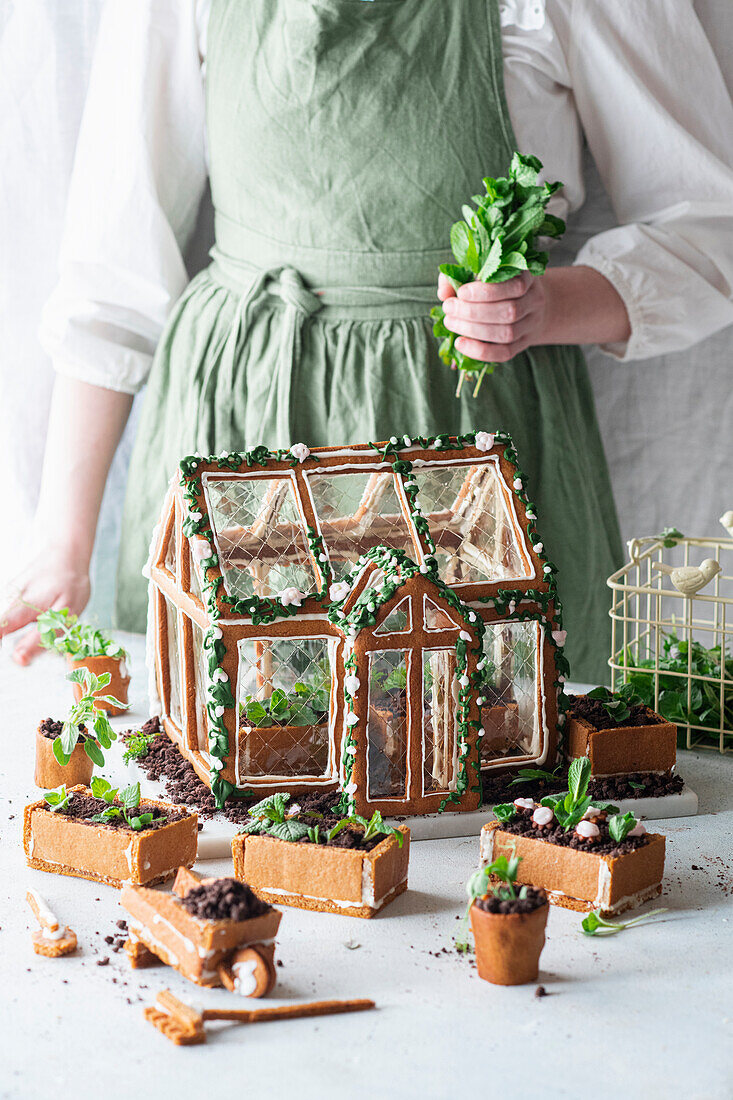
[535,985,547,998]
[96,958,110,967]
[116,920,128,930]
[276,960,284,968]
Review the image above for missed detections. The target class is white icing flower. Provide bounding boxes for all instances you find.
[192,538,211,562]
[318,553,327,562]
[219,450,229,459]
[544,564,552,574]
[477,727,485,739]
[477,658,486,671]
[344,674,360,695]
[329,580,351,601]
[534,542,544,554]
[279,586,306,607]
[459,630,472,642]
[575,820,600,839]
[212,669,228,683]
[344,782,358,796]
[459,675,470,688]
[526,510,536,520]
[508,600,516,614]
[390,436,398,446]
[345,745,357,756]
[403,435,412,447]
[513,478,523,491]
[419,563,430,574]
[345,713,359,727]
[552,629,567,647]
[513,797,535,810]
[214,705,225,718]
[532,806,554,826]
[211,758,224,772]
[474,431,495,452]
[558,675,566,684]
[628,821,646,838]
[211,627,223,640]
[468,612,476,623]
[189,511,202,523]
[476,697,485,707]
[459,741,468,755]
[582,806,603,820]
[289,443,310,463]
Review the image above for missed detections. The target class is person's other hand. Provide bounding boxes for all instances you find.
[0,548,90,665]
[437,272,547,363]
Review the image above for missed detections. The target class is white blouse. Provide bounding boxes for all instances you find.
[40,0,733,395]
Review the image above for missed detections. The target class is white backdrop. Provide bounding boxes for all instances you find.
[2,0,733,628]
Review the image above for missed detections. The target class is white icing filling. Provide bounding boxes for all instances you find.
[532,806,554,826]
[124,840,135,873]
[232,958,258,997]
[513,797,535,810]
[42,926,68,941]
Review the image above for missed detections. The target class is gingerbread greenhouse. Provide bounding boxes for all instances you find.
[145,433,568,812]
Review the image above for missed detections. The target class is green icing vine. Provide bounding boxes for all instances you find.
[336,649,359,816]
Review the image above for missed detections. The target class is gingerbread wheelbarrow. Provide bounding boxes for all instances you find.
[121,867,281,997]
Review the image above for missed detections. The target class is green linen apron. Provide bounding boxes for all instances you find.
[116,0,623,682]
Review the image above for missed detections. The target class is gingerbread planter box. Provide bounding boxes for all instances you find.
[145,432,565,815]
[122,867,281,995]
[480,820,665,917]
[232,826,410,918]
[24,786,197,888]
[566,693,676,777]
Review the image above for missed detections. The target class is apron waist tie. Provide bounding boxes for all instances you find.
[207,256,438,450]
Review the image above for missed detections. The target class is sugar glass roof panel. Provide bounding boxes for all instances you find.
[411,462,532,585]
[204,474,317,602]
[304,469,417,583]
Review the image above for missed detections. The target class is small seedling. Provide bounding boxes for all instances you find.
[43,785,72,813]
[122,730,156,765]
[37,608,127,661]
[52,669,124,769]
[607,811,639,843]
[508,765,563,788]
[586,684,644,726]
[89,778,159,831]
[328,810,404,848]
[538,758,618,832]
[581,908,668,937]
[240,681,329,729]
[457,851,528,951]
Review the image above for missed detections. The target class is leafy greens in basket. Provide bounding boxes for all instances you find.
[431,152,565,397]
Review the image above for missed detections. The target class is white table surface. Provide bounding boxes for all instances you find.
[2,633,732,1100]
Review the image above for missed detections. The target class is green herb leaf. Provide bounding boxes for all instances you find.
[119,782,141,810]
[43,785,71,812]
[608,811,638,843]
[269,819,311,843]
[492,802,517,823]
[581,907,668,937]
[568,757,591,804]
[52,737,71,767]
[84,738,105,767]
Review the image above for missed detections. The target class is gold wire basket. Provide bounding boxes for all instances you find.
[607,531,733,753]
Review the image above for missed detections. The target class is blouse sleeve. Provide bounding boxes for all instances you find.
[39,0,209,394]
[560,0,733,361]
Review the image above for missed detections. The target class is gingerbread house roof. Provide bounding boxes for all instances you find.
[150,432,557,627]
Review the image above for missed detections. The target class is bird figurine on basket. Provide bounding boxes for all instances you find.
[719,511,733,539]
[652,557,721,596]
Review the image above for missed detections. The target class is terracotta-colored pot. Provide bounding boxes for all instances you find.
[67,654,130,715]
[34,726,95,789]
[469,897,548,985]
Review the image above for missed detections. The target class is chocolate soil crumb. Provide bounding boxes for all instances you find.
[122,719,255,823]
[481,767,682,805]
[535,985,548,998]
[38,718,88,741]
[180,878,271,922]
[568,694,662,731]
[475,887,547,915]
[499,808,650,856]
[40,791,185,831]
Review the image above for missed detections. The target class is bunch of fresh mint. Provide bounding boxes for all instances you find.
[431,152,565,396]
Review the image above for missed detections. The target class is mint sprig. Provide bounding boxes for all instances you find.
[581,908,668,937]
[431,152,565,397]
[52,669,123,768]
[89,779,160,832]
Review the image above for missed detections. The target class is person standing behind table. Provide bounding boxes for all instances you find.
[3,0,733,684]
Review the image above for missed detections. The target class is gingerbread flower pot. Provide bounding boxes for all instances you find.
[67,654,130,714]
[469,895,548,986]
[34,721,94,789]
